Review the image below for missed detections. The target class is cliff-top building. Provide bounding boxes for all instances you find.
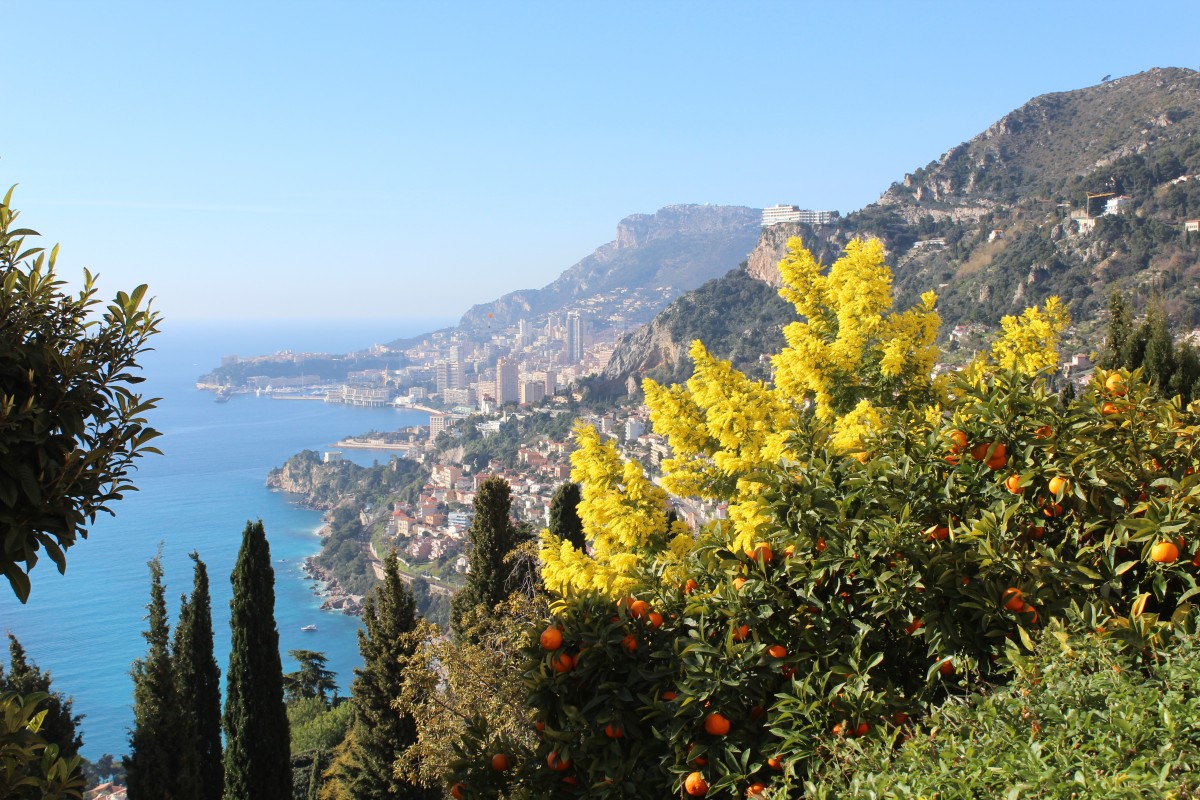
[761,204,834,227]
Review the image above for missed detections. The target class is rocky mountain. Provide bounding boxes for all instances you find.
[605,67,1200,386]
[456,204,762,332]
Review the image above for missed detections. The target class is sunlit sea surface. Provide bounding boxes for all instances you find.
[0,318,447,759]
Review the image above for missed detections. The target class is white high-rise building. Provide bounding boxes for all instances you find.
[435,359,466,393]
[565,311,583,364]
[495,357,520,405]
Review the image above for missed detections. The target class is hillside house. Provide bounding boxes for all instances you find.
[1104,195,1132,215]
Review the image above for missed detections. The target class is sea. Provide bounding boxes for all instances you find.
[0,317,451,760]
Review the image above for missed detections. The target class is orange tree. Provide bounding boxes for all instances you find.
[445,239,1200,799]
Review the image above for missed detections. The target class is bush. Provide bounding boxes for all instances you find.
[0,188,160,601]
[807,621,1200,798]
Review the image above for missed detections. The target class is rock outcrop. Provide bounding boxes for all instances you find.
[458,204,762,331]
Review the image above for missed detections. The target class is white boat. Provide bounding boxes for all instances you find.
[300,624,317,632]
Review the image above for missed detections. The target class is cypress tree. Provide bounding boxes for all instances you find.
[451,476,517,632]
[340,550,431,799]
[223,520,291,800]
[126,553,185,799]
[2,634,84,760]
[173,552,223,800]
[1100,291,1133,369]
[548,481,586,551]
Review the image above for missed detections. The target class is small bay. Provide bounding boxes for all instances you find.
[0,318,447,759]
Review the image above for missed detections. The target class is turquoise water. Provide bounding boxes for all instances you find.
[0,318,448,759]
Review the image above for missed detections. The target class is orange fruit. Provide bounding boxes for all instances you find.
[1101,400,1118,415]
[892,711,910,725]
[831,721,847,736]
[1019,602,1039,624]
[1041,501,1063,518]
[815,537,827,552]
[1192,548,1200,568]
[733,576,748,591]
[491,753,510,771]
[749,542,773,563]
[604,722,625,739]
[628,599,649,619]
[746,783,767,798]
[1105,372,1126,396]
[1034,424,1053,438]
[1005,474,1023,494]
[1048,476,1069,495]
[949,429,968,453]
[927,525,949,541]
[451,784,465,800]
[1151,541,1180,563]
[539,627,563,651]
[767,644,787,659]
[621,634,638,653]
[904,618,922,635]
[783,544,795,558]
[732,624,750,642]
[938,658,954,676]
[855,722,870,737]
[647,611,664,630]
[684,771,709,796]
[704,712,731,736]
[1002,587,1024,612]
[944,453,961,466]
[547,751,570,771]
[767,755,783,771]
[687,743,707,765]
[683,579,699,594]
[551,652,574,673]
[661,690,679,701]
[971,441,1007,465]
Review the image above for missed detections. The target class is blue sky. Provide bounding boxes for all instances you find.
[3,2,1197,324]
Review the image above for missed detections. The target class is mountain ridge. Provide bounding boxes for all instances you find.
[604,67,1200,386]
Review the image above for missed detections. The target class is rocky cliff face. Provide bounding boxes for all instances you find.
[603,317,689,384]
[267,451,339,509]
[745,221,813,286]
[458,204,762,331]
